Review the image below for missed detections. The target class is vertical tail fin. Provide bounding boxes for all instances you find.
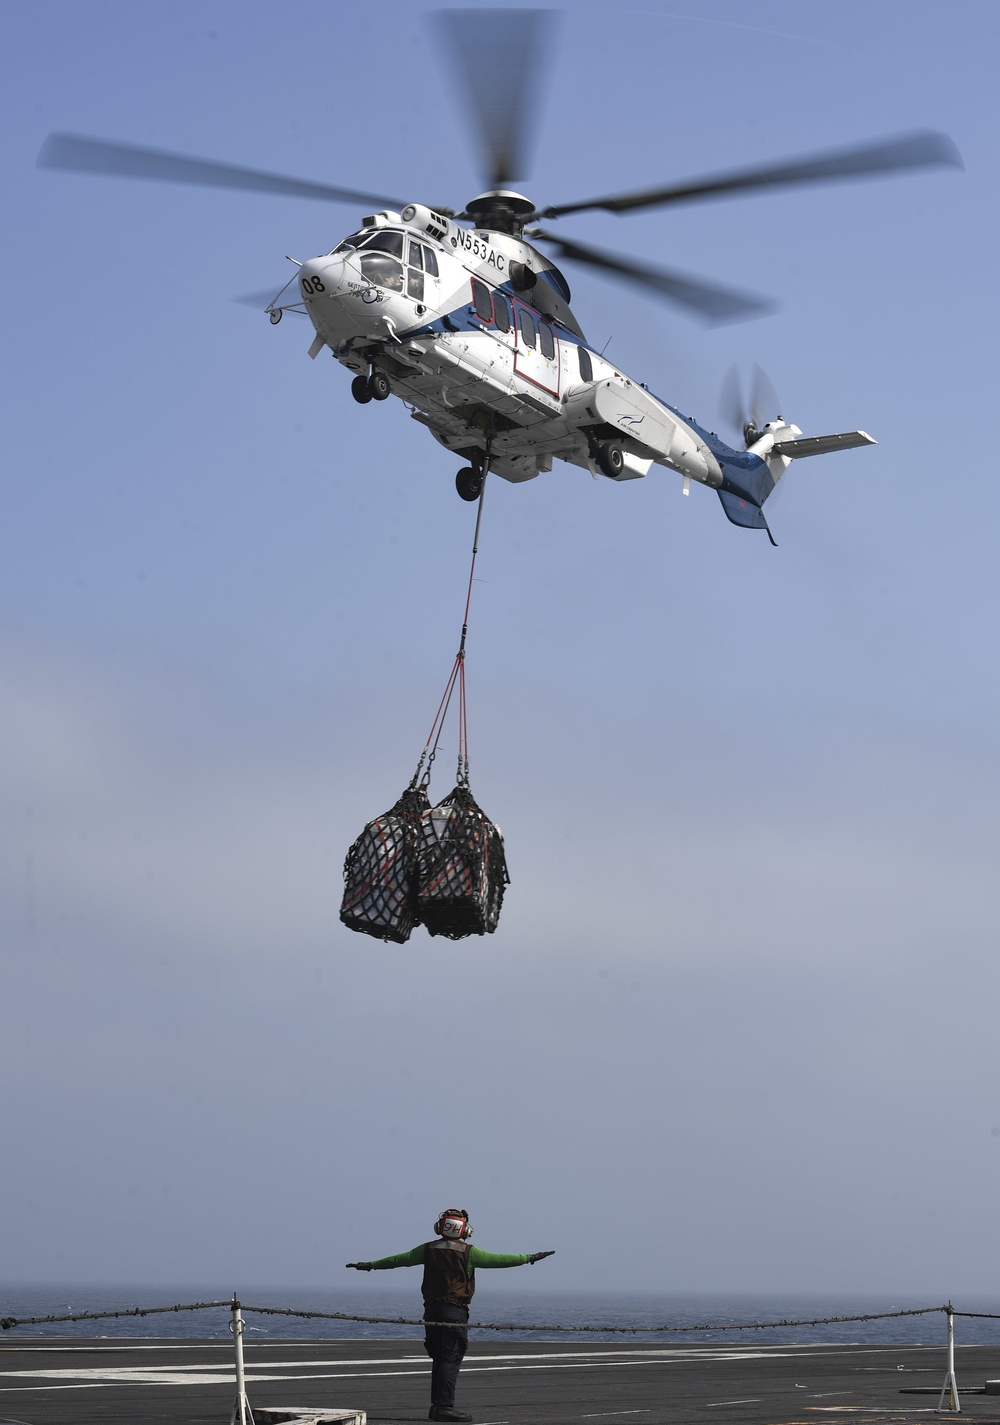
[716,489,778,545]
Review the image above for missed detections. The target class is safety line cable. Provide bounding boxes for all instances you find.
[7,1300,990,1335]
[1,1300,230,1329]
[240,1303,954,1335]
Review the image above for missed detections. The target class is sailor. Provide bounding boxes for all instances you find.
[347,1207,554,1423]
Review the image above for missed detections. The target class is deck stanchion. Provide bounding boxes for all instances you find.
[936,1302,960,1413]
[230,1293,254,1425]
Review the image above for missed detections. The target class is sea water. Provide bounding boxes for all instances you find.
[3,1286,1000,1346]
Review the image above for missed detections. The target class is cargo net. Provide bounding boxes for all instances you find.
[416,783,508,939]
[340,780,509,946]
[339,785,431,944]
[340,782,508,943]
[339,473,508,943]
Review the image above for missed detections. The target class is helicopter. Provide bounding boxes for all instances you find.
[37,10,962,542]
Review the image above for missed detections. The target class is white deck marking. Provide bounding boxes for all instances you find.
[0,1340,926,1395]
[580,1410,651,1417]
[0,1349,789,1389]
[705,1399,762,1407]
[475,1411,652,1425]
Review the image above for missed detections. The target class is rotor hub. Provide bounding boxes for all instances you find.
[465,189,535,234]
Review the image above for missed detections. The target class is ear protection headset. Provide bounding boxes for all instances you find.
[434,1208,473,1240]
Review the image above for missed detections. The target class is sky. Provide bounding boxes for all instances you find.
[2,0,999,1303]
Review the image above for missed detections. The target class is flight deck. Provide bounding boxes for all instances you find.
[3,1336,1000,1425]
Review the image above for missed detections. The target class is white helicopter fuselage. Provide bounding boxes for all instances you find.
[40,84,944,529]
[275,201,872,535]
[285,205,741,493]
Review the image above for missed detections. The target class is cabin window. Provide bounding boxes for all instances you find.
[538,320,555,360]
[359,230,404,258]
[407,267,425,301]
[578,346,593,382]
[408,241,424,270]
[546,263,572,302]
[518,307,536,348]
[360,253,404,291]
[422,246,439,277]
[471,278,493,323]
[493,292,511,332]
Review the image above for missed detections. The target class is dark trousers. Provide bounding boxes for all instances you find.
[423,1299,469,1407]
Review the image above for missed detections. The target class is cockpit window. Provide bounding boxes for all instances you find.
[408,241,424,271]
[422,246,439,278]
[358,230,404,258]
[360,252,404,291]
[332,233,365,254]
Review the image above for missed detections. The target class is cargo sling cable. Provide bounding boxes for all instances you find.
[340,467,508,943]
[411,464,488,798]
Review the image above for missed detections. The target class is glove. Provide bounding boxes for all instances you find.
[346,1261,374,1271]
[528,1251,555,1264]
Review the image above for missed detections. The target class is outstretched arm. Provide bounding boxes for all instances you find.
[468,1248,556,1268]
[346,1245,427,1271]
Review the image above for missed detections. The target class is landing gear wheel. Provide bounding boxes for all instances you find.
[456,467,484,502]
[596,440,625,479]
[268,309,282,325]
[369,370,391,401]
[351,374,372,404]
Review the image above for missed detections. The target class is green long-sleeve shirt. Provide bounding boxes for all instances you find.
[369,1240,530,1306]
[371,1244,530,1272]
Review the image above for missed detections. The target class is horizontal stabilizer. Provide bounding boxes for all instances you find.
[771,430,876,459]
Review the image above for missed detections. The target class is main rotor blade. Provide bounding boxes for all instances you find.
[433,9,555,187]
[539,130,963,220]
[37,133,405,209]
[530,229,775,324]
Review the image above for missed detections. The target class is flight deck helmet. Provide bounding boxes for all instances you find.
[435,1208,473,1240]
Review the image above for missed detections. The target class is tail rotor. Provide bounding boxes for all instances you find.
[719,362,782,448]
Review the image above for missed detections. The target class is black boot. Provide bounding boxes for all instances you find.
[429,1409,473,1422]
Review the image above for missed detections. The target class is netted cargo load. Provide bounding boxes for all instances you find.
[416,784,509,939]
[340,784,430,943]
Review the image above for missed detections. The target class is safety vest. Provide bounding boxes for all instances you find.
[422,1239,474,1305]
